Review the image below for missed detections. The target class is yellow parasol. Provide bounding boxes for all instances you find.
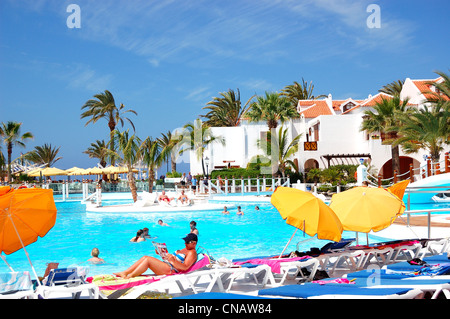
[65,167,82,174]
[28,167,67,177]
[102,166,138,174]
[271,187,343,247]
[88,167,104,175]
[67,168,91,176]
[329,186,405,233]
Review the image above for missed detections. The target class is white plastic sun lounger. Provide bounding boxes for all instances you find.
[35,267,99,299]
[418,238,450,259]
[316,250,366,277]
[120,264,276,299]
[0,271,37,299]
[258,283,422,299]
[276,258,320,285]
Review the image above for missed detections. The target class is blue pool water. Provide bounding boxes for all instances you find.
[1,197,449,278]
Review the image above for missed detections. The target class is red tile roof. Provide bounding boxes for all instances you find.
[412,77,448,101]
[298,100,333,118]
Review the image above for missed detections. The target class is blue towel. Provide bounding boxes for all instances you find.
[175,292,269,299]
[258,284,412,298]
[387,254,449,271]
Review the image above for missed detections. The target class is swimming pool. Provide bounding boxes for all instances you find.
[1,198,448,278]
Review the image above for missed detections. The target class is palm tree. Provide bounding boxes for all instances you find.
[83,140,109,168]
[109,129,141,202]
[379,80,404,96]
[360,96,411,176]
[426,70,450,112]
[246,92,298,129]
[202,89,254,127]
[157,131,182,174]
[81,90,137,165]
[281,78,325,107]
[395,101,449,162]
[25,143,62,167]
[0,121,34,183]
[0,150,5,182]
[180,119,225,176]
[306,168,322,185]
[257,126,302,177]
[140,137,164,193]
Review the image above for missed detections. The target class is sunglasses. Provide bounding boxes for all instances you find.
[186,240,196,244]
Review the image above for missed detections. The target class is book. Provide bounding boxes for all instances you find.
[152,241,169,260]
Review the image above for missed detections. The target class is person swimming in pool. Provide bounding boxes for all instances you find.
[113,233,198,278]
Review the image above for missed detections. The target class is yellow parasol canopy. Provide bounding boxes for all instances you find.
[102,166,138,174]
[329,186,405,233]
[88,167,104,175]
[67,168,91,176]
[271,187,343,242]
[28,167,67,177]
[65,167,82,174]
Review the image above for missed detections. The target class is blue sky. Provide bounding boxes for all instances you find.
[1,0,449,173]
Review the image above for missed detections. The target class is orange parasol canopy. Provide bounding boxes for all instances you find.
[0,188,57,255]
[387,179,410,200]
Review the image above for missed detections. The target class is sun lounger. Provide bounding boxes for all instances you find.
[318,238,356,254]
[384,253,450,272]
[121,263,276,299]
[343,269,450,299]
[389,242,422,263]
[258,283,422,299]
[174,292,270,299]
[316,250,366,277]
[417,238,450,259]
[233,256,318,285]
[88,255,213,298]
[110,254,277,299]
[0,271,37,299]
[35,267,99,299]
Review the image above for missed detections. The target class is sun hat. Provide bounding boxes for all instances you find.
[182,233,198,243]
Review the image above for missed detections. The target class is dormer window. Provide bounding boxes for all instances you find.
[342,102,355,112]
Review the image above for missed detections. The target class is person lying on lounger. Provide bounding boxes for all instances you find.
[113,233,198,279]
[158,191,173,204]
[178,190,189,204]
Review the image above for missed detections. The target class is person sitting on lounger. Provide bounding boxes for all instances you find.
[178,190,189,204]
[158,191,172,204]
[113,233,198,278]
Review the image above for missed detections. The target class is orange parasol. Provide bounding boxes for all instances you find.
[387,179,410,200]
[0,188,57,284]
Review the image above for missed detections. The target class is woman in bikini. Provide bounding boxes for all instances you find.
[114,234,198,279]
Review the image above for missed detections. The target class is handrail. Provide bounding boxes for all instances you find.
[403,208,450,239]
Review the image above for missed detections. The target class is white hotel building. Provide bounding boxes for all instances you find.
[189,76,449,180]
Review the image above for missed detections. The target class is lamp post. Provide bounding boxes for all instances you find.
[205,156,210,179]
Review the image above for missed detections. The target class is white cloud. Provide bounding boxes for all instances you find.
[184,86,211,102]
[64,64,113,92]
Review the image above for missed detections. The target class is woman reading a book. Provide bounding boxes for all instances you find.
[113,233,198,279]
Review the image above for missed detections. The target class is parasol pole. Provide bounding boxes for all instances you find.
[278,228,298,259]
[7,214,41,286]
[1,253,15,272]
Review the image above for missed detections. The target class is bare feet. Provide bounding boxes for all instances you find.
[113,272,127,278]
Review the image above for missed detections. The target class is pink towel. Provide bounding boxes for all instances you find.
[312,278,355,285]
[233,256,311,273]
